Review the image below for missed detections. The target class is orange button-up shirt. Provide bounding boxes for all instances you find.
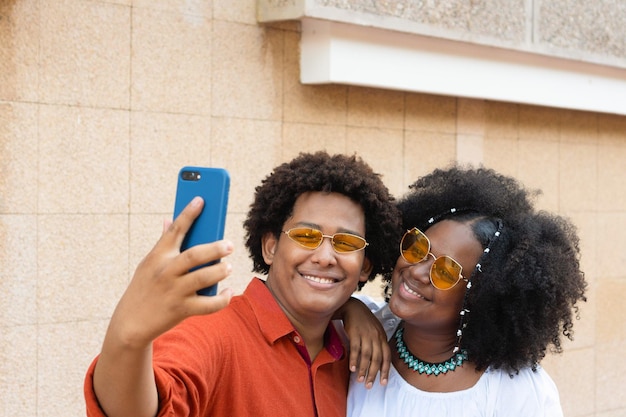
[84,278,349,417]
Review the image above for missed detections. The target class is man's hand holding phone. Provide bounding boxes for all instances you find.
[106,196,235,350]
[93,197,234,417]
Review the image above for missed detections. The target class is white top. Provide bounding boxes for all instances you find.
[347,297,564,417]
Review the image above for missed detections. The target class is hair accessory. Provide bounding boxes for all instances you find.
[428,207,459,225]
[421,209,504,354]
[452,219,504,353]
[395,327,468,375]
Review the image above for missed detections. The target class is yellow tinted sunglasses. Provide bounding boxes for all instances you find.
[283,227,368,253]
[400,227,467,290]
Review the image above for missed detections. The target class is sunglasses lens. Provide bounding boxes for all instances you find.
[332,233,367,253]
[286,228,367,252]
[401,229,430,263]
[287,228,323,248]
[431,256,463,290]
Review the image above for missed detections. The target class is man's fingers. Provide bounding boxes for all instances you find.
[172,240,233,277]
[162,196,204,248]
[188,287,235,315]
[185,258,233,295]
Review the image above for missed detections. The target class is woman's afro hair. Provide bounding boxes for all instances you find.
[389,165,587,373]
[244,151,402,284]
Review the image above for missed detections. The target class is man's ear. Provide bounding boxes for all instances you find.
[359,257,373,283]
[261,232,278,265]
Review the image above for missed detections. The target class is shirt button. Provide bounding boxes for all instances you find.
[293,335,301,343]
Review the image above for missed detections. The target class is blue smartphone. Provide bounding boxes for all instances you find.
[173,166,230,296]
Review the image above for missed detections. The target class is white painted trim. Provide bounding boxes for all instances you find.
[300,18,626,116]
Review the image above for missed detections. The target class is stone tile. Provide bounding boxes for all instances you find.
[559,140,598,212]
[403,130,457,191]
[212,20,283,119]
[597,138,626,212]
[457,98,485,136]
[39,0,130,107]
[565,209,597,272]
[541,347,595,417]
[518,138,559,212]
[518,105,561,142]
[597,213,626,281]
[38,320,109,417]
[346,127,404,197]
[38,214,129,322]
[133,0,210,15]
[38,105,129,214]
[129,111,212,214]
[283,81,349,125]
[484,101,519,138]
[213,0,255,24]
[559,110,598,145]
[131,6,212,114]
[0,215,37,326]
[315,0,527,42]
[405,93,456,133]
[595,274,626,344]
[0,0,39,102]
[483,135,519,179]
[595,341,626,412]
[283,30,348,125]
[598,113,626,145]
[456,134,484,166]
[282,122,347,159]
[347,86,404,129]
[211,117,282,213]
[538,2,625,60]
[129,213,163,276]
[0,324,37,417]
[0,102,38,214]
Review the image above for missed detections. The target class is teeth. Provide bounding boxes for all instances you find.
[303,275,335,284]
[403,281,422,298]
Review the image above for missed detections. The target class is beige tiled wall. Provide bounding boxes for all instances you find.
[1,1,625,416]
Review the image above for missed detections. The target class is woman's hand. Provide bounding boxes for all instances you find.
[336,297,390,388]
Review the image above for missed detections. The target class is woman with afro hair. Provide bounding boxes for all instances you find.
[348,165,587,417]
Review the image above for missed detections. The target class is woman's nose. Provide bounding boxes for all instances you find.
[407,253,435,285]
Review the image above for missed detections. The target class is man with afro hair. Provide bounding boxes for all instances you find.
[85,151,401,417]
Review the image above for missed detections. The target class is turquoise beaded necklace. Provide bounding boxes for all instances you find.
[395,327,468,376]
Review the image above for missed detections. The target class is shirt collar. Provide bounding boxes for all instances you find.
[244,278,345,360]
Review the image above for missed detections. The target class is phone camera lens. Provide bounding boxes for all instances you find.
[182,171,200,181]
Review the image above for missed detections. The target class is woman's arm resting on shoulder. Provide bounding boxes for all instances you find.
[335,297,390,388]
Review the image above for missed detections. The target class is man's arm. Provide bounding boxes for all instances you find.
[90,197,234,417]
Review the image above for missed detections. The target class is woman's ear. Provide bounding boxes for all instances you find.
[261,232,278,265]
[359,257,373,283]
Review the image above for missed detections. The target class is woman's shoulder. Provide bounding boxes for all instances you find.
[484,366,563,416]
[352,294,399,338]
